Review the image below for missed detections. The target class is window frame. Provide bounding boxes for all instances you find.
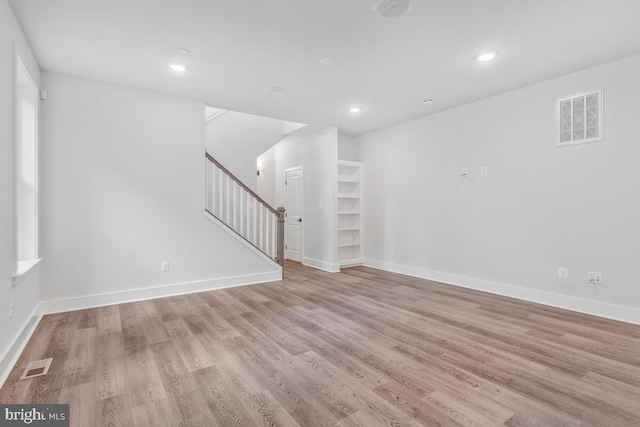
[12,50,41,287]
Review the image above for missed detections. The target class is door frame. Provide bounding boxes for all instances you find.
[284,166,304,261]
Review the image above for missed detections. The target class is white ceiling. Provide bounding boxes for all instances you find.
[9,0,640,136]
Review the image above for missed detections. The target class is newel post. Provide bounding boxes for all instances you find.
[276,207,286,274]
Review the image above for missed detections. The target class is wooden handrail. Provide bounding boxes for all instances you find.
[205,151,286,273]
[206,152,278,216]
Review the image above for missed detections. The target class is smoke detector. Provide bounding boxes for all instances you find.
[373,0,411,18]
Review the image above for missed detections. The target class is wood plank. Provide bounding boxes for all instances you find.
[94,332,126,401]
[62,327,97,388]
[124,346,167,407]
[2,260,640,426]
[163,318,215,372]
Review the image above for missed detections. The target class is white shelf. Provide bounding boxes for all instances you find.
[337,160,363,269]
[338,176,359,183]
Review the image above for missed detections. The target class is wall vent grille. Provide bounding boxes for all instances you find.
[557,89,603,146]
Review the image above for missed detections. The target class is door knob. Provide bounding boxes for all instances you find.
[298,218,302,222]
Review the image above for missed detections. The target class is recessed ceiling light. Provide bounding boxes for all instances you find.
[178,48,190,55]
[476,51,498,62]
[350,107,361,113]
[169,63,188,72]
[319,57,333,66]
[423,98,434,105]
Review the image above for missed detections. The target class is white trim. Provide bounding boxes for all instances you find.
[12,258,42,288]
[0,308,42,389]
[204,210,282,270]
[364,258,640,326]
[339,259,363,268]
[303,257,340,273]
[205,107,228,123]
[11,43,17,276]
[13,50,40,278]
[38,270,281,315]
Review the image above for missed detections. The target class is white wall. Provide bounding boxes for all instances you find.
[355,54,640,323]
[274,127,338,272]
[40,73,279,305]
[0,0,42,382]
[282,121,307,136]
[257,145,276,207]
[206,110,295,192]
[338,134,355,161]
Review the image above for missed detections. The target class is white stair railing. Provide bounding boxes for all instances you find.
[205,152,285,267]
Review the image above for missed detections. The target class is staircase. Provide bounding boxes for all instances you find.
[205,152,285,272]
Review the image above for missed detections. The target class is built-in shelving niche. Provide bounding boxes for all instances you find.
[337,161,363,268]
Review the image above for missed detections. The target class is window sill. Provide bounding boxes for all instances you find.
[12,258,42,288]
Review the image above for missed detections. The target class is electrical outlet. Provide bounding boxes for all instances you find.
[588,271,603,285]
[9,300,13,318]
[480,166,488,176]
[161,261,170,272]
[558,267,568,279]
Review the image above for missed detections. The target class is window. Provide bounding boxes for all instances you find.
[13,54,40,285]
[557,89,603,146]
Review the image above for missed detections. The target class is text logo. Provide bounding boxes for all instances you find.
[0,405,69,426]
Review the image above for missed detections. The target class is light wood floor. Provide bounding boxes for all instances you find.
[2,262,640,426]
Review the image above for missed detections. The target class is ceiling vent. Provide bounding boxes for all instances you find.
[557,89,603,146]
[373,0,411,18]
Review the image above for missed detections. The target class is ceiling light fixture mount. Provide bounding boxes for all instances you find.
[169,63,188,72]
[350,107,361,113]
[373,0,411,17]
[476,51,498,62]
[319,57,333,66]
[266,86,286,96]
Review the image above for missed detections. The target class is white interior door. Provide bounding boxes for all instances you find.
[285,167,303,262]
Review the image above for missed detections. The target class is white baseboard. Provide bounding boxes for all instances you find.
[0,307,42,389]
[364,258,640,326]
[38,270,282,315]
[303,257,340,273]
